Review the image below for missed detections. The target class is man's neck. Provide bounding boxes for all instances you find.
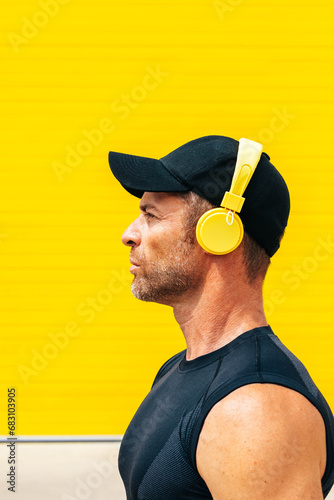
[172,269,267,361]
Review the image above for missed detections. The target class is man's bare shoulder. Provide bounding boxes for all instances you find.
[196,383,326,500]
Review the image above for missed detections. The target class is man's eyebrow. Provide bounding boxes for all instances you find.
[139,203,162,214]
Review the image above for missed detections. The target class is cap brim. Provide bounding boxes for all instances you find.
[108,151,189,198]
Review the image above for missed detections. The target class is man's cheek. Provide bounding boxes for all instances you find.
[149,240,164,257]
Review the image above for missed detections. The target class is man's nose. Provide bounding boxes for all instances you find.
[121,218,141,247]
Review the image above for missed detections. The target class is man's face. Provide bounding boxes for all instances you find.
[121,192,204,305]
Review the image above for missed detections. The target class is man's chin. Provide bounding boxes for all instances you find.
[131,284,159,303]
[130,282,175,306]
[130,280,153,302]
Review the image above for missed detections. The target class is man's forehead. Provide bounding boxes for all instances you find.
[139,192,185,212]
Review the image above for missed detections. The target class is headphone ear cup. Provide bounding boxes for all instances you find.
[196,208,244,255]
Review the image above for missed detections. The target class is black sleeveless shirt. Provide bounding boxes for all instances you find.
[118,326,334,499]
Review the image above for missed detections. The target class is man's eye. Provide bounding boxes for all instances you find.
[144,212,155,219]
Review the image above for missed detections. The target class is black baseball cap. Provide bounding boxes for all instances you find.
[108,135,290,257]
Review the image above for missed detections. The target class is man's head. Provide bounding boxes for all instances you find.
[109,135,290,303]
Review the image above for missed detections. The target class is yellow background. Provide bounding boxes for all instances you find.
[1,0,334,435]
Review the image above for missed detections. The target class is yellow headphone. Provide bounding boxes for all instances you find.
[196,138,263,255]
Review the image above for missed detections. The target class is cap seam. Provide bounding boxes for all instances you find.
[159,159,192,191]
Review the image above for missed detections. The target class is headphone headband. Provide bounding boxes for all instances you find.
[196,138,264,255]
[221,138,263,213]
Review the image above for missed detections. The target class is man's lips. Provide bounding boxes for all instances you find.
[129,259,140,273]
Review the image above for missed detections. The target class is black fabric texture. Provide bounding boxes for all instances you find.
[118,326,334,500]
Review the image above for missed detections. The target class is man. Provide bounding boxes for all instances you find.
[108,135,334,499]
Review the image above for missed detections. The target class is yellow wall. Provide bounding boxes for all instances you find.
[1,0,334,434]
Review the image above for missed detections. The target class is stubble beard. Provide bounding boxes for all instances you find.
[130,239,201,305]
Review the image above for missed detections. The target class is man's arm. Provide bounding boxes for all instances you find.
[196,384,326,500]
